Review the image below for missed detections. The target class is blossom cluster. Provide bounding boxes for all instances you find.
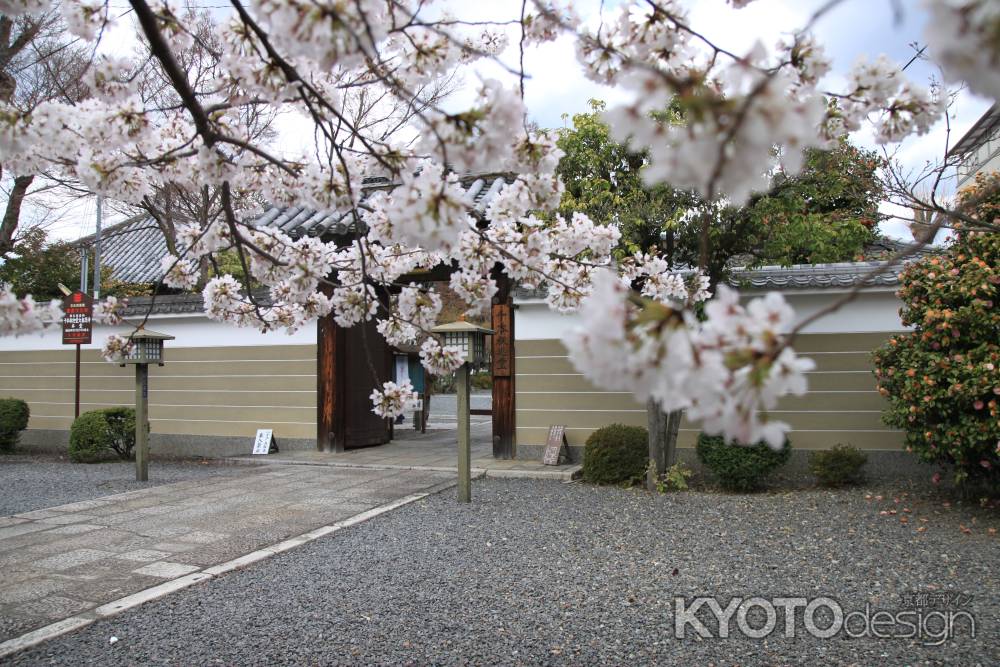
[0,285,62,336]
[565,271,814,450]
[370,379,416,419]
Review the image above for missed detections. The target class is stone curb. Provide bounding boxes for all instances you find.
[0,479,456,661]
[214,456,582,481]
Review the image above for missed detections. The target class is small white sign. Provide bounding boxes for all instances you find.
[405,398,423,412]
[252,429,274,455]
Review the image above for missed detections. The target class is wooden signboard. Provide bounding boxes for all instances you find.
[62,291,93,345]
[542,425,570,466]
[491,303,512,377]
[252,428,279,455]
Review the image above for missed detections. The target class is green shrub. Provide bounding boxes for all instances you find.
[696,433,791,492]
[809,445,867,487]
[102,407,136,460]
[69,407,136,463]
[653,461,694,492]
[0,398,30,452]
[583,424,648,485]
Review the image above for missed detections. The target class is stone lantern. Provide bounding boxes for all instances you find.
[119,326,174,481]
[430,321,493,503]
[431,321,493,368]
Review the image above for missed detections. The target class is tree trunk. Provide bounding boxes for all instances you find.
[647,400,681,492]
[0,174,34,257]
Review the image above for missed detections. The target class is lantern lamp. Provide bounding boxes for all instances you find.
[117,326,174,482]
[430,321,494,368]
[118,327,175,367]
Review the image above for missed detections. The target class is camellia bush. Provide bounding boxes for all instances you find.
[873,174,1000,488]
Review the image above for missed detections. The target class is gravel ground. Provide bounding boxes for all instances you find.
[0,455,243,517]
[9,479,999,666]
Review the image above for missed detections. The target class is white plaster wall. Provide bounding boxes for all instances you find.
[0,313,316,352]
[515,288,907,340]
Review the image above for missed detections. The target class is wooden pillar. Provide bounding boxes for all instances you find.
[491,270,515,459]
[457,362,472,502]
[135,364,149,481]
[317,296,345,453]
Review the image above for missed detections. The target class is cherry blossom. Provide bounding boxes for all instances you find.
[0,0,996,445]
[0,285,62,336]
[370,379,416,419]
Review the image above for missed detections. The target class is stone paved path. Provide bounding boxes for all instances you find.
[0,465,452,647]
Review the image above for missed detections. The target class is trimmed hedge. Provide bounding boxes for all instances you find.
[69,407,136,463]
[582,423,648,485]
[0,398,30,452]
[696,433,791,491]
[809,444,867,487]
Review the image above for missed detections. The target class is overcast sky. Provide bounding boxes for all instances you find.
[41,0,994,242]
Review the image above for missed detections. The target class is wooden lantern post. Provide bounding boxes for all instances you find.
[119,327,174,481]
[430,321,493,503]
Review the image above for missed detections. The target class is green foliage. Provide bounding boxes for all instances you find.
[101,407,137,459]
[740,140,884,266]
[872,173,1000,489]
[696,433,791,491]
[582,423,648,485]
[69,407,136,462]
[0,227,81,300]
[652,461,694,492]
[556,99,695,255]
[471,371,493,390]
[554,101,884,284]
[0,398,30,452]
[809,445,868,487]
[0,227,151,300]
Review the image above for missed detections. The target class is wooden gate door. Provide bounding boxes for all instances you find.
[343,319,392,448]
[317,313,392,451]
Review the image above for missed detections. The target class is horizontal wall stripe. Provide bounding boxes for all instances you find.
[4,388,315,393]
[516,333,893,356]
[513,354,877,375]
[518,408,647,413]
[1,345,316,364]
[517,425,899,433]
[515,350,880,359]
[0,374,316,379]
[516,407,884,414]
[28,415,314,439]
[516,410,887,431]
[31,415,315,425]
[0,358,316,365]
[29,402,315,410]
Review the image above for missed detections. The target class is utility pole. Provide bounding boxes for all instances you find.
[79,247,89,294]
[93,195,102,300]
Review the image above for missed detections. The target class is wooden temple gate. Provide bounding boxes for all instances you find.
[315,271,516,459]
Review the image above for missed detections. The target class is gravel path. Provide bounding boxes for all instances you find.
[0,455,242,517]
[8,479,999,665]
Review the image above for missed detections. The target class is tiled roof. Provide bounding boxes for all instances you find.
[514,242,936,301]
[730,261,903,290]
[76,214,169,284]
[254,173,512,238]
[120,293,205,317]
[77,174,515,286]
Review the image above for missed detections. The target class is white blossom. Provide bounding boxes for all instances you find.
[419,337,465,376]
[0,285,61,336]
[370,379,416,418]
